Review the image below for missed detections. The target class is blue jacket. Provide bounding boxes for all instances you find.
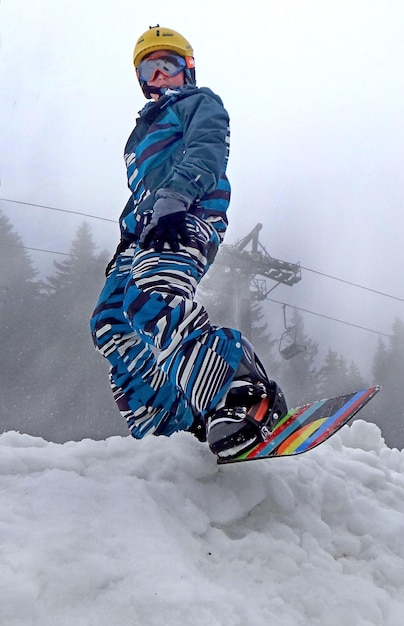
[120,85,231,243]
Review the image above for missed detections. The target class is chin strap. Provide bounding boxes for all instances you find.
[142,84,170,99]
[143,84,183,99]
[147,85,165,96]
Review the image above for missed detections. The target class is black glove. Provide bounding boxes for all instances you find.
[141,211,191,252]
[139,189,192,252]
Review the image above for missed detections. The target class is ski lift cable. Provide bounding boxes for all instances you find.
[0,197,117,224]
[301,265,404,303]
[266,297,392,339]
[5,242,99,262]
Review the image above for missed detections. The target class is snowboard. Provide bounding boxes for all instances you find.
[217,386,380,465]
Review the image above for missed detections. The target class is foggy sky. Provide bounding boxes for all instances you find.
[1,0,404,373]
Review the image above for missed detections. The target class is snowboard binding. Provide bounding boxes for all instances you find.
[207,337,288,459]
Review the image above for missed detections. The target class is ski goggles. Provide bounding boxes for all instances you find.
[137,54,188,82]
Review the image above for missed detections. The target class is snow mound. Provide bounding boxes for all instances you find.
[1,421,404,626]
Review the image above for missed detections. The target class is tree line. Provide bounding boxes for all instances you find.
[1,211,403,448]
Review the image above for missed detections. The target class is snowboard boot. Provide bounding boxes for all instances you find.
[207,336,287,459]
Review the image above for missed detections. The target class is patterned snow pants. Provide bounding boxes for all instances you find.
[90,215,243,438]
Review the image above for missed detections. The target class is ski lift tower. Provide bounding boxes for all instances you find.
[216,223,302,339]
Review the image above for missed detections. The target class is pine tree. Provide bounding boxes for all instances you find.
[372,337,389,384]
[388,318,404,405]
[388,319,404,447]
[0,211,43,430]
[370,319,404,448]
[317,350,366,397]
[317,350,342,397]
[347,361,367,390]
[32,222,126,441]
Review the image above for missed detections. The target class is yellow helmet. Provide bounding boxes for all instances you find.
[133,25,194,68]
[133,25,196,98]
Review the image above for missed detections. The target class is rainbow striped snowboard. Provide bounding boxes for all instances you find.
[217,386,380,464]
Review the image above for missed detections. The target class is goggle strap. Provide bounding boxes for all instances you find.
[185,56,195,69]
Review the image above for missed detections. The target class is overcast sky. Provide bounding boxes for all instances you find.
[1,0,404,372]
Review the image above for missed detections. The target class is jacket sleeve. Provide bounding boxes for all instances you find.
[162,90,230,202]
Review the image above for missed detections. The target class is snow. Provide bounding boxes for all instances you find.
[1,420,404,626]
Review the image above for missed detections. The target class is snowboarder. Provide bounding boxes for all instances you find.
[90,25,287,459]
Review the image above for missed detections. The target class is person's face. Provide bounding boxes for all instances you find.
[140,50,185,100]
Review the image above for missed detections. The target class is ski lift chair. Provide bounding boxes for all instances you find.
[279,305,306,360]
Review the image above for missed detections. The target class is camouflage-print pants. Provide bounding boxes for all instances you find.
[90,215,242,438]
